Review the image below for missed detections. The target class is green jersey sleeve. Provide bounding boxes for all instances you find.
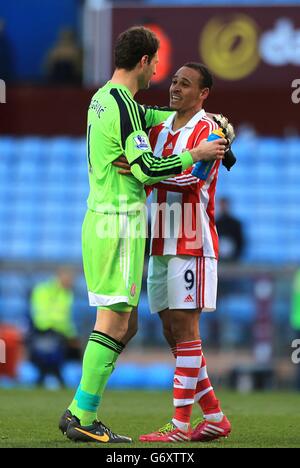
[110,88,193,185]
[130,150,193,185]
[142,105,174,129]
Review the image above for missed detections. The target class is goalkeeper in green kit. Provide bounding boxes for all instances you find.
[59,26,226,444]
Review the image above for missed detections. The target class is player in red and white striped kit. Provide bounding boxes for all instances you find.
[139,63,232,443]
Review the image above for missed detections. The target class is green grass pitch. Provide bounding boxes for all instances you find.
[0,389,299,448]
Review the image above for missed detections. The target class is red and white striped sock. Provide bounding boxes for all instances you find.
[194,353,223,422]
[172,340,202,432]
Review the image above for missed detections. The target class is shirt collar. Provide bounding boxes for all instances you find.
[163,108,206,132]
[104,81,133,98]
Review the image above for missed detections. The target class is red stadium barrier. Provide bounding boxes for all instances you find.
[1,85,298,136]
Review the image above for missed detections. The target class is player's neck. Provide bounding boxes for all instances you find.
[173,106,203,132]
[110,69,139,96]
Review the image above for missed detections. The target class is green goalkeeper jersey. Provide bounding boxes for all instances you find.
[86,82,193,213]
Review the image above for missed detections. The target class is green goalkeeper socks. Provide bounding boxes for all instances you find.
[68,331,124,426]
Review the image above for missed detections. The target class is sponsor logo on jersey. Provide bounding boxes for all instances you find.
[184,294,194,303]
[134,135,150,150]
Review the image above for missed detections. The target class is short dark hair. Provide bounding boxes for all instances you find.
[114,26,159,71]
[184,62,213,89]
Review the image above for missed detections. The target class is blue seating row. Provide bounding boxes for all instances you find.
[0,136,299,263]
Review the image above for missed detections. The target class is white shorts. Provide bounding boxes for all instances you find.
[147,255,218,314]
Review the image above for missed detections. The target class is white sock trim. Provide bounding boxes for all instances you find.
[172,418,190,433]
[204,412,224,422]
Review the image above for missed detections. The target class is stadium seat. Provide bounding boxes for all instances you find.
[285,137,300,161]
[220,295,255,323]
[256,137,283,158]
[0,136,16,151]
[107,363,143,389]
[46,137,75,161]
[0,296,28,318]
[16,138,45,162]
[144,364,174,389]
[61,361,82,388]
[17,361,40,387]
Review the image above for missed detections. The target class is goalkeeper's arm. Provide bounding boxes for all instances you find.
[129,138,226,185]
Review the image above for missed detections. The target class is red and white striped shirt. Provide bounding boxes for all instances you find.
[149,109,220,259]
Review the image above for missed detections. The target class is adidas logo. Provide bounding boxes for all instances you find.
[184,294,194,303]
[174,377,183,386]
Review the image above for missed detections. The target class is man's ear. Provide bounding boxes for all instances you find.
[140,55,149,67]
[200,88,210,99]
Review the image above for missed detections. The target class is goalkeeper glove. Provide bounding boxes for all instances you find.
[213,114,236,145]
[213,114,236,171]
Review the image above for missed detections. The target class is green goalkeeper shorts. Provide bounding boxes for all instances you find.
[82,209,146,312]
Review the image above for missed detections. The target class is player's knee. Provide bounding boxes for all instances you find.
[113,327,128,342]
[162,324,172,342]
[96,322,129,342]
[127,322,138,340]
[171,321,197,343]
[159,311,172,342]
[171,324,185,342]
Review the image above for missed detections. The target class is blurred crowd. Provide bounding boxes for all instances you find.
[0,268,81,388]
[0,17,82,85]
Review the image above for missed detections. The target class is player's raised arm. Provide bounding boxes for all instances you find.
[129,137,226,185]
